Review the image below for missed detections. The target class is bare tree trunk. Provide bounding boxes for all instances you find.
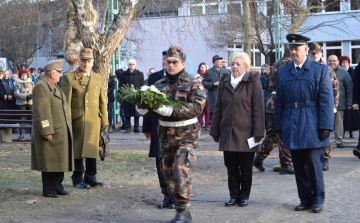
[63,0,139,103]
[288,9,309,33]
[242,0,252,56]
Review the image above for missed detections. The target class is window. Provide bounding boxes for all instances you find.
[249,1,258,15]
[326,42,341,47]
[227,1,241,15]
[351,0,360,10]
[190,0,219,15]
[326,49,342,59]
[351,41,360,65]
[266,1,274,16]
[227,42,263,68]
[324,42,341,61]
[307,0,322,13]
[324,0,340,12]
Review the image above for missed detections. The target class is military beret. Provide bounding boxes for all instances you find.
[80,48,94,60]
[44,60,63,72]
[286,34,311,48]
[309,42,322,54]
[166,45,186,62]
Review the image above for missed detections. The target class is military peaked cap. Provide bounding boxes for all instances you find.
[44,60,63,72]
[286,34,311,48]
[80,48,94,60]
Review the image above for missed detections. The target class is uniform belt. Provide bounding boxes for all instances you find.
[159,118,198,127]
[271,91,276,94]
[285,101,317,109]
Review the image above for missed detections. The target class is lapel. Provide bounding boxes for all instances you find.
[42,76,54,92]
[87,71,99,91]
[223,74,234,93]
[54,86,62,99]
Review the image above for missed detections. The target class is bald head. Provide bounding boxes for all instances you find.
[327,55,339,70]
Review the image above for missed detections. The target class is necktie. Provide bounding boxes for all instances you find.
[296,67,300,72]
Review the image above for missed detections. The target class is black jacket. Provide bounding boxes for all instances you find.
[118,69,145,117]
[108,75,116,102]
[0,79,6,109]
[142,70,165,158]
[352,63,360,104]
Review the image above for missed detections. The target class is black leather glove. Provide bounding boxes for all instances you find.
[254,136,263,143]
[101,126,107,132]
[211,135,219,143]
[276,131,282,141]
[26,95,32,100]
[319,129,331,141]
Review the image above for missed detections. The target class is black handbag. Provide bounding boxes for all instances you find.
[99,130,110,161]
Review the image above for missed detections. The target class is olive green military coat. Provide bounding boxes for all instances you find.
[31,76,74,172]
[61,68,108,159]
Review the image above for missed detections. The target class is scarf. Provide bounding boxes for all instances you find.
[2,78,14,91]
[198,71,205,78]
[167,68,185,85]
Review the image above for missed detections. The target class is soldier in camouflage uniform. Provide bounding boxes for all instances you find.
[308,42,339,171]
[137,45,206,223]
[253,45,295,175]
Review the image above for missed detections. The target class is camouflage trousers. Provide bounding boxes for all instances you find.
[324,136,331,160]
[256,114,292,166]
[158,123,200,211]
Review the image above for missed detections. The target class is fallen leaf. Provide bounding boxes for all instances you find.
[26,200,36,204]
[117,186,124,188]
[21,188,30,191]
[1,168,11,170]
[104,185,111,188]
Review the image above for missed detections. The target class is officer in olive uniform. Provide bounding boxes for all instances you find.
[62,48,109,189]
[31,60,74,198]
[137,45,206,223]
[308,42,340,171]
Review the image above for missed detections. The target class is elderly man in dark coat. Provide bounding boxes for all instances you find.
[275,34,334,213]
[142,51,174,209]
[202,55,230,122]
[118,59,145,133]
[31,60,74,198]
[327,55,353,148]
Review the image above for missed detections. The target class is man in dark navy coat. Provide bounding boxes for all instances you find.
[142,51,174,209]
[275,34,334,213]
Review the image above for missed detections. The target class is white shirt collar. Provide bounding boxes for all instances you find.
[164,70,167,76]
[294,59,306,69]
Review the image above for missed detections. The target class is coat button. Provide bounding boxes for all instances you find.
[87,108,88,110]
[86,93,88,95]
[82,87,85,89]
[86,101,88,102]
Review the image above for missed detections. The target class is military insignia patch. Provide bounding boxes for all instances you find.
[47,81,53,89]
[291,35,296,39]
[41,120,50,128]
[199,85,204,91]
[76,70,81,78]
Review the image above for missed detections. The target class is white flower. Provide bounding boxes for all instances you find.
[140,85,150,91]
[149,85,161,93]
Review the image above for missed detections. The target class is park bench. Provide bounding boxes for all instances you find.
[0,110,32,142]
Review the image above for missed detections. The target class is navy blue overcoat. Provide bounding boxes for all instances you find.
[275,56,334,150]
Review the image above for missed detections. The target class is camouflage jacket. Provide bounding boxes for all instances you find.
[154,71,206,122]
[317,58,339,108]
[266,58,292,114]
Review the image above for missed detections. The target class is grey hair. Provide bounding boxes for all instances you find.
[128,59,136,65]
[45,70,57,75]
[3,69,9,74]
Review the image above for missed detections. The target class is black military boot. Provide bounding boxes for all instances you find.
[170,210,192,223]
[253,156,265,172]
[353,148,360,159]
[323,159,329,171]
[279,165,295,175]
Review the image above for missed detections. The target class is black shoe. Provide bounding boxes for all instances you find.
[55,189,70,195]
[312,204,323,213]
[133,128,141,133]
[170,210,192,223]
[73,182,90,189]
[169,202,175,209]
[125,128,131,134]
[43,193,59,198]
[353,148,360,159]
[253,156,265,172]
[17,134,24,141]
[238,199,248,207]
[225,198,238,207]
[85,180,104,187]
[112,125,115,129]
[279,165,295,175]
[294,203,312,211]
[337,143,345,148]
[120,126,128,130]
[323,159,329,171]
[158,199,173,209]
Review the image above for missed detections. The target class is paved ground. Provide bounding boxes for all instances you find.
[4,130,360,222]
